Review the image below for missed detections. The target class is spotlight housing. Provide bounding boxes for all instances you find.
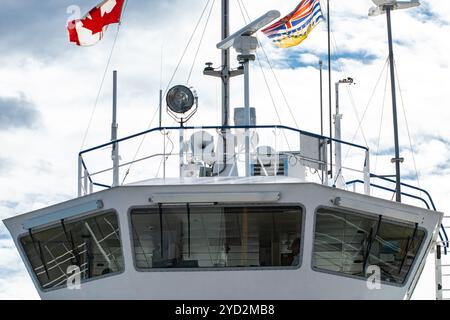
[166,85,198,123]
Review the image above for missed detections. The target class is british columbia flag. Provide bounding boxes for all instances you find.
[262,0,323,48]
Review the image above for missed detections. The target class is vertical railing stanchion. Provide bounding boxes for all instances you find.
[364,149,371,195]
[83,169,88,196]
[78,155,82,197]
[163,129,166,181]
[321,137,329,186]
[436,244,443,300]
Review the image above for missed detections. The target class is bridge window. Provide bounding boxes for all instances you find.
[20,211,124,290]
[313,208,425,285]
[131,205,302,269]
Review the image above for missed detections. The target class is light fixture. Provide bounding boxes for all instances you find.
[166,85,198,124]
[369,0,420,16]
[149,192,280,204]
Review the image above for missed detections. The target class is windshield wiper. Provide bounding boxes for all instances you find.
[28,229,50,280]
[363,215,382,273]
[398,223,419,275]
[61,219,81,267]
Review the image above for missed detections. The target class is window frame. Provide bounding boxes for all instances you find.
[128,203,305,273]
[17,209,126,293]
[310,205,428,288]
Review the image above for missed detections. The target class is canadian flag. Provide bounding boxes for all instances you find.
[67,0,124,46]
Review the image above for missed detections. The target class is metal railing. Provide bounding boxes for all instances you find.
[78,124,370,197]
[347,176,449,255]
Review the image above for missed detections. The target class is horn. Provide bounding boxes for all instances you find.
[190,131,215,164]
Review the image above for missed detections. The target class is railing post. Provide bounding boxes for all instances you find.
[78,155,82,197]
[436,244,443,300]
[83,168,88,196]
[364,149,371,195]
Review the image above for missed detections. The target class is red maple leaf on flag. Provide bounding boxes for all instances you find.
[81,0,124,35]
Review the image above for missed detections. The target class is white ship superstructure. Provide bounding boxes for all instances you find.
[3,0,448,300]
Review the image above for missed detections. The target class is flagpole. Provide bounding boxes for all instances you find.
[327,0,333,180]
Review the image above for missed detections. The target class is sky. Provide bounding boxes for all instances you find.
[0,0,450,299]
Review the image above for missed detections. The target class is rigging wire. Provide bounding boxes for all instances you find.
[330,31,369,148]
[238,0,300,130]
[394,60,421,189]
[164,0,212,95]
[238,0,327,182]
[121,107,160,185]
[122,0,213,183]
[187,0,216,84]
[236,0,291,150]
[373,64,389,173]
[341,58,389,167]
[79,0,129,151]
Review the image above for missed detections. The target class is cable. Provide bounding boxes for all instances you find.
[164,0,212,95]
[122,0,212,183]
[238,0,300,130]
[80,26,121,151]
[236,0,291,150]
[80,0,129,151]
[155,128,175,178]
[330,31,369,147]
[121,106,160,185]
[187,0,216,84]
[394,60,421,189]
[373,64,389,173]
[341,58,389,167]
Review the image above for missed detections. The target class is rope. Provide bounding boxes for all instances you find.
[187,0,216,84]
[79,0,129,151]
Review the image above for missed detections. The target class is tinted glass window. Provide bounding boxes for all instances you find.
[131,206,302,269]
[20,211,124,290]
[313,208,425,284]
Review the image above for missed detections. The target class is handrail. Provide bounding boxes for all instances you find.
[369,173,449,249]
[346,180,431,209]
[370,173,437,211]
[79,124,369,156]
[347,179,449,254]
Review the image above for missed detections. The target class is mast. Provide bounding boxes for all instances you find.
[327,0,333,180]
[204,0,243,174]
[368,1,421,202]
[222,0,230,127]
[386,6,402,202]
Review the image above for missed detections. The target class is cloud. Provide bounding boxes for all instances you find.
[0,95,40,130]
[0,158,11,174]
